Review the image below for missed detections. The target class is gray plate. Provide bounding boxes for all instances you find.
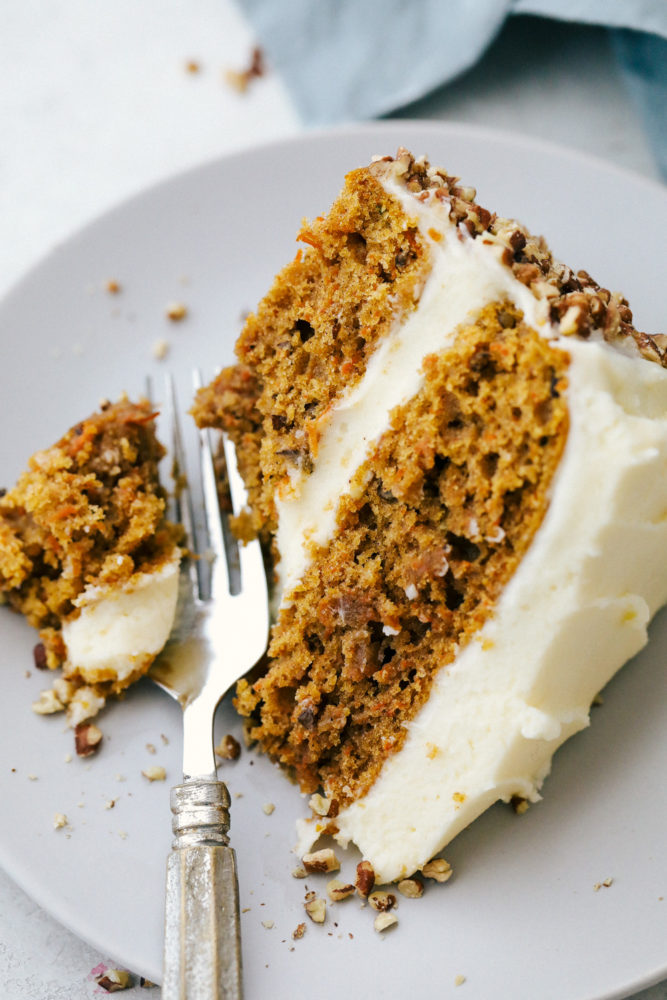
[1,121,666,1000]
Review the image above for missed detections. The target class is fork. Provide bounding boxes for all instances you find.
[150,373,270,1000]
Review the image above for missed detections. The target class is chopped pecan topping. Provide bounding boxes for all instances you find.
[368,890,397,912]
[373,911,398,933]
[96,969,133,992]
[355,859,375,897]
[32,643,48,670]
[421,858,453,883]
[308,793,339,818]
[397,877,424,898]
[302,848,340,874]
[304,896,326,923]
[326,878,355,902]
[75,722,103,758]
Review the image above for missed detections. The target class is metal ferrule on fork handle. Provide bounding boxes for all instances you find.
[163,778,242,1000]
[170,779,231,849]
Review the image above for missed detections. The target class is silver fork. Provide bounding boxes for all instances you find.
[150,372,269,1000]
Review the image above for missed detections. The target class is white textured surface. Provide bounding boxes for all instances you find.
[1,4,666,999]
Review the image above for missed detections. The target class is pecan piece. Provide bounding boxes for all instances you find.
[302,848,340,874]
[355,859,375,897]
[368,890,397,912]
[326,878,355,902]
[304,896,326,923]
[373,911,398,933]
[75,722,103,758]
[421,858,453,883]
[397,877,424,899]
[96,969,133,992]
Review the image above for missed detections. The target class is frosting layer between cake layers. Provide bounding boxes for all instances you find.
[289,175,667,881]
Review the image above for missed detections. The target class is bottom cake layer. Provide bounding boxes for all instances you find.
[297,338,667,881]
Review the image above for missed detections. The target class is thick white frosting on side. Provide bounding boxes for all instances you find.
[310,341,667,881]
[62,549,180,684]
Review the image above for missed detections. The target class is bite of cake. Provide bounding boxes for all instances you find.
[193,148,667,882]
[0,397,181,730]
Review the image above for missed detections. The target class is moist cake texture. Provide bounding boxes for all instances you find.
[195,149,667,880]
[0,398,181,727]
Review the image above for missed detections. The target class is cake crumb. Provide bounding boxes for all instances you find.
[152,338,170,361]
[292,866,307,879]
[292,922,306,940]
[185,60,200,74]
[142,765,166,782]
[511,795,530,815]
[215,734,241,760]
[594,877,614,891]
[53,812,68,829]
[28,773,38,781]
[262,802,275,815]
[145,743,156,755]
[454,974,466,986]
[165,302,187,322]
[32,689,64,715]
[261,919,274,930]
[224,46,265,93]
[105,280,121,295]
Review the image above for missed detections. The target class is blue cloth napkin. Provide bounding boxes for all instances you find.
[237,0,667,179]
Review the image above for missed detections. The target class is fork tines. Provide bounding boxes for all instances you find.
[162,371,239,603]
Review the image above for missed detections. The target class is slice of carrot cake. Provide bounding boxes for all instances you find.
[0,397,181,730]
[194,148,667,883]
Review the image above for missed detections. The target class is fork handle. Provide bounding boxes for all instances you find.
[162,779,243,1000]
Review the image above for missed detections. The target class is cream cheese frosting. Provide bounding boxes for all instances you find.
[62,548,181,685]
[287,171,667,880]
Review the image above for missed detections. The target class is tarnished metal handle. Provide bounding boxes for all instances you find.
[162,779,243,999]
